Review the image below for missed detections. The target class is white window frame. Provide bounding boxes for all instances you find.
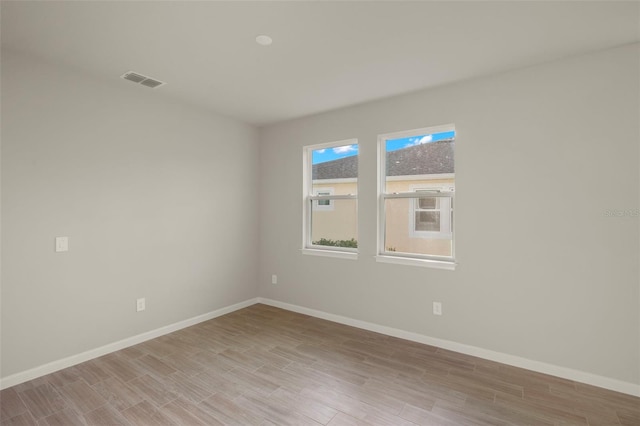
[409,185,454,239]
[376,124,456,269]
[302,139,358,260]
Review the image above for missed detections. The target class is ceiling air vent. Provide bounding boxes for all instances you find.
[121,71,165,89]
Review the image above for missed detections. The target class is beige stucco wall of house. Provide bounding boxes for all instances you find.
[312,176,454,256]
[311,180,357,243]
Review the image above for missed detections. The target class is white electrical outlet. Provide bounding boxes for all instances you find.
[271,274,278,284]
[433,301,442,316]
[136,298,146,312]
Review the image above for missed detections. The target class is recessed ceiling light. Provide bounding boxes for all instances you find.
[255,35,273,46]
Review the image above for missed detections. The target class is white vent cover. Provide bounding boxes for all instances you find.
[121,71,165,89]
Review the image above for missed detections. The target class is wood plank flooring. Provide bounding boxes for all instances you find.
[1,304,638,425]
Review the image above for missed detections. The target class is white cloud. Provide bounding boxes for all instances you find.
[418,135,433,144]
[405,135,433,148]
[333,145,356,154]
[316,149,326,153]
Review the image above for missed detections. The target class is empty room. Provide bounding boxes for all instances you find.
[1,1,639,425]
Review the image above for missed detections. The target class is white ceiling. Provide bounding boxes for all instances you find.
[2,1,639,126]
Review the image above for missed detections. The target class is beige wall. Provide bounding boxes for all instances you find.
[311,181,357,243]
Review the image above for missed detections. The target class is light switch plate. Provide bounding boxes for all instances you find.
[55,237,69,252]
[136,298,146,312]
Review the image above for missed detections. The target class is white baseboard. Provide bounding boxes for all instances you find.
[4,296,638,398]
[257,297,640,397]
[0,298,260,390]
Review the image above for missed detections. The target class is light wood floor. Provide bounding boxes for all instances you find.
[1,304,638,425]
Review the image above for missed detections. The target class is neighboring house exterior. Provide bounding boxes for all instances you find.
[311,139,454,257]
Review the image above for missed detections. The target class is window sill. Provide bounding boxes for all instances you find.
[375,255,456,270]
[301,248,358,260]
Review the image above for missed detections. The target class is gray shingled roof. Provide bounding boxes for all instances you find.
[312,139,454,180]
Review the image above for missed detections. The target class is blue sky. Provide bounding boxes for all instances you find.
[312,130,455,164]
[312,144,358,164]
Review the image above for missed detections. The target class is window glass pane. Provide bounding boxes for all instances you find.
[384,197,452,258]
[311,199,357,248]
[306,140,358,253]
[415,211,440,231]
[380,127,454,260]
[312,143,358,196]
[384,130,454,192]
[418,197,438,210]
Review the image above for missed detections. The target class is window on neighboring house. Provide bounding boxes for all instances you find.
[410,186,453,238]
[303,139,358,259]
[378,125,455,268]
[314,188,334,211]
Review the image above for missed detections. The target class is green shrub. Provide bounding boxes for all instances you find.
[313,238,358,248]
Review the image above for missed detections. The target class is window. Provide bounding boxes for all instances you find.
[410,186,453,238]
[313,188,334,211]
[302,139,358,259]
[378,125,455,268]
